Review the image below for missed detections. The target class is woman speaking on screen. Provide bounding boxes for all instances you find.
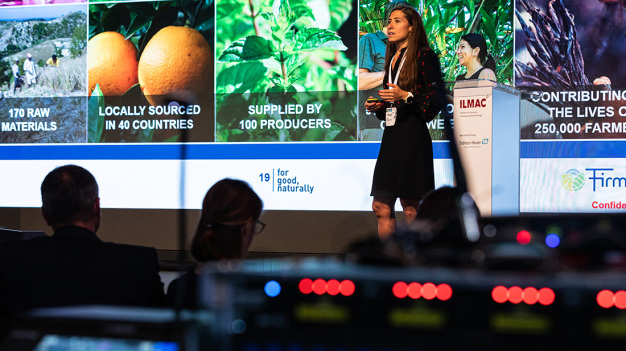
[455,33,497,81]
[364,4,444,239]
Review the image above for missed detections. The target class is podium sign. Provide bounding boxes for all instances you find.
[453,80,520,216]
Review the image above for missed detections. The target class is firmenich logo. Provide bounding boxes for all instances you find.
[587,168,626,191]
[562,169,586,191]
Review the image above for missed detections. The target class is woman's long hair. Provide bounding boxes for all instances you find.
[383,5,431,92]
[460,33,497,73]
[191,178,263,261]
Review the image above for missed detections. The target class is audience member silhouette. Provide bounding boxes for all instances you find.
[0,165,165,317]
[166,178,264,308]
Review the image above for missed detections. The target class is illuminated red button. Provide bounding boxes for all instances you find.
[421,283,437,300]
[597,290,614,308]
[299,278,313,294]
[508,286,523,304]
[339,280,355,296]
[537,287,555,306]
[407,282,422,299]
[492,286,508,304]
[522,287,539,305]
[393,282,408,299]
[517,230,531,245]
[312,279,326,295]
[436,284,453,301]
[615,291,626,309]
[326,279,340,296]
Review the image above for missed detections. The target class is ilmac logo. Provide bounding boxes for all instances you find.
[561,169,585,191]
[459,98,488,109]
[561,168,626,192]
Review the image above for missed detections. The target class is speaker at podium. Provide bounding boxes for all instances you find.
[453,80,521,216]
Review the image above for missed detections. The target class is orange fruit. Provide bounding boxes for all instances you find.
[138,26,213,106]
[88,31,139,96]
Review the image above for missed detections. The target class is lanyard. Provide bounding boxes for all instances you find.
[388,51,407,86]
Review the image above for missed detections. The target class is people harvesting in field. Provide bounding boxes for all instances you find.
[46,54,60,67]
[11,59,22,94]
[23,53,37,88]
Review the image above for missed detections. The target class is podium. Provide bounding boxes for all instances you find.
[453,80,520,216]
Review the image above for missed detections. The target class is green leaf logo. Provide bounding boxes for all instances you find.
[561,169,586,191]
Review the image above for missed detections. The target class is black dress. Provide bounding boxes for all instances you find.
[456,67,485,81]
[371,48,442,199]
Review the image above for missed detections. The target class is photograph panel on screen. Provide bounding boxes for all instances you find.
[516,0,626,140]
[0,0,85,6]
[0,0,462,214]
[0,3,88,143]
[87,0,215,143]
[215,0,358,142]
[515,0,626,213]
[357,0,513,142]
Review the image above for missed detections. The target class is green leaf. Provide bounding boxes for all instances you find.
[466,0,475,18]
[441,1,464,8]
[292,28,347,52]
[178,0,201,18]
[260,12,274,22]
[267,85,297,93]
[218,36,275,62]
[327,66,356,90]
[263,58,282,74]
[286,74,301,86]
[273,0,314,25]
[194,14,215,32]
[269,77,285,87]
[126,2,157,16]
[126,13,152,39]
[136,4,179,56]
[120,83,144,106]
[87,85,105,143]
[480,8,496,45]
[289,0,315,22]
[271,0,314,40]
[217,61,269,93]
[88,7,103,38]
[328,0,351,32]
[272,0,293,40]
[285,54,304,75]
[100,4,130,33]
[217,0,245,18]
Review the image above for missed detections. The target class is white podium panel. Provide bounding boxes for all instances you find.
[453,80,520,216]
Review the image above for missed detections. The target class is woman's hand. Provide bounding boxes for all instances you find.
[378,83,407,102]
[365,96,385,112]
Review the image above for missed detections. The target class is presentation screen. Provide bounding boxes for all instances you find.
[0,0,621,214]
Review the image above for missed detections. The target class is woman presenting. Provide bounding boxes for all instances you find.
[364,4,443,239]
[455,33,497,81]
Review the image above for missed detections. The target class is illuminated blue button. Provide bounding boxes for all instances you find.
[153,342,179,351]
[265,280,281,297]
[546,234,560,248]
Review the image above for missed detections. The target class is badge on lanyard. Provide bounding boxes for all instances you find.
[386,106,397,126]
